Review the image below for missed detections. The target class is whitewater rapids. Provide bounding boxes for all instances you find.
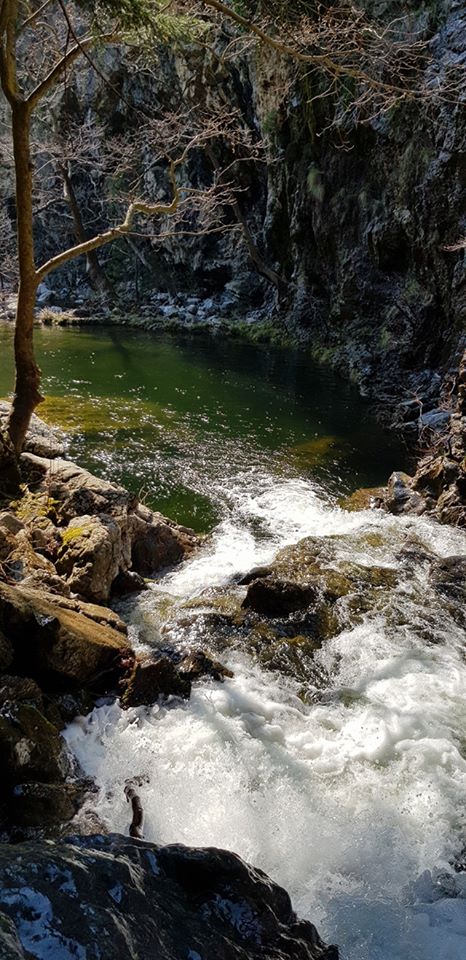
[65,475,466,960]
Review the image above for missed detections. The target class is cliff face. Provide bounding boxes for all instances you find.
[4,2,464,416]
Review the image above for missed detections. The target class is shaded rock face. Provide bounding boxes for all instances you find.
[384,349,466,525]
[0,834,338,960]
[23,5,465,421]
[120,650,234,709]
[0,582,131,688]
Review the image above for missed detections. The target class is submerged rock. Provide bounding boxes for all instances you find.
[0,834,338,959]
[178,649,234,683]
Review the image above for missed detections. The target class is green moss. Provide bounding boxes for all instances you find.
[11,489,59,523]
[60,525,90,546]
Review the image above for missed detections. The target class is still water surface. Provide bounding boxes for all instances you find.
[0,323,407,530]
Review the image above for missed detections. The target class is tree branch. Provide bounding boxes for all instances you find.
[27,30,118,107]
[198,0,421,98]
[36,169,180,281]
[19,0,54,33]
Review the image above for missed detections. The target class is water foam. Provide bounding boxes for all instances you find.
[65,480,466,960]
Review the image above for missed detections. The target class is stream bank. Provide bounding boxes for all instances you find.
[0,329,465,958]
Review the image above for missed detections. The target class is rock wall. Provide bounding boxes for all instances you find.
[23,1,464,416]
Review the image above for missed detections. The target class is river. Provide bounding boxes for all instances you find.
[2,324,466,959]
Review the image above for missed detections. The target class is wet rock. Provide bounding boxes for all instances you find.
[339,487,385,512]
[112,569,147,596]
[52,689,96,725]
[0,702,69,786]
[0,676,43,712]
[0,582,131,687]
[385,472,425,515]
[11,781,84,829]
[429,556,466,602]
[178,649,234,683]
[243,579,318,617]
[238,565,273,586]
[120,657,191,709]
[0,834,338,960]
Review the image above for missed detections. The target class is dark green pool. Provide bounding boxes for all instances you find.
[0,323,408,531]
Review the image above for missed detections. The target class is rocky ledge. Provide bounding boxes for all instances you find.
[0,406,200,836]
[0,834,337,960]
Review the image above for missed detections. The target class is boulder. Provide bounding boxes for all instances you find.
[18,454,199,592]
[0,702,69,786]
[178,649,234,683]
[385,472,425,516]
[0,834,338,960]
[130,506,198,576]
[19,454,133,522]
[56,514,129,603]
[120,657,191,709]
[0,582,132,687]
[0,676,44,712]
[0,402,65,459]
[11,781,84,829]
[242,579,318,617]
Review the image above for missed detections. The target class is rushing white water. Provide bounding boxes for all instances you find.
[65,474,466,960]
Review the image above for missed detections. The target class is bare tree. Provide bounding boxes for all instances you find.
[1,0,462,474]
[0,0,256,462]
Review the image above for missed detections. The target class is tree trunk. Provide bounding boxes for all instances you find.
[7,99,43,455]
[61,164,114,298]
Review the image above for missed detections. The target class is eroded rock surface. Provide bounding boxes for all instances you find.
[0,834,338,960]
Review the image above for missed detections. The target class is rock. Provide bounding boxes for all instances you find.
[0,582,132,687]
[111,569,147,596]
[0,631,13,672]
[20,454,135,522]
[18,455,199,592]
[0,402,65,459]
[0,524,16,563]
[52,689,95,725]
[0,676,43,712]
[385,472,425,515]
[420,409,452,431]
[429,556,466,602]
[243,579,318,617]
[36,282,53,304]
[339,487,385,512]
[120,657,191,709]
[0,512,23,536]
[0,834,338,960]
[11,781,84,829]
[0,702,69,786]
[178,649,234,683]
[56,514,129,603]
[130,508,198,575]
